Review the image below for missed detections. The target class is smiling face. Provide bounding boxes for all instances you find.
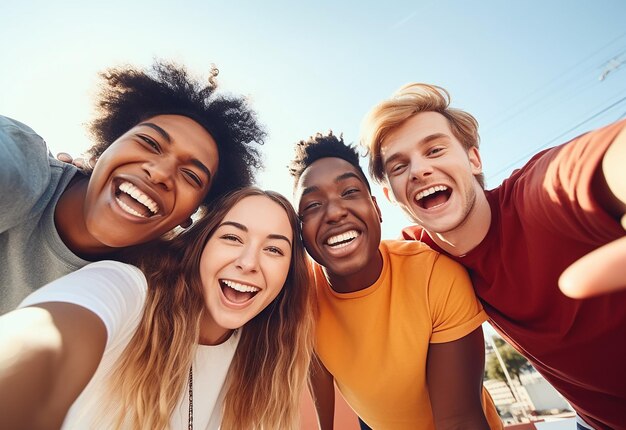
[83,114,219,247]
[381,111,483,234]
[198,195,293,340]
[295,157,382,291]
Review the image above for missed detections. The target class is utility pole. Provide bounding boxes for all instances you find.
[487,334,533,422]
[599,55,625,81]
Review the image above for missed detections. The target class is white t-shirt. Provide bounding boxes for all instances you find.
[19,260,239,430]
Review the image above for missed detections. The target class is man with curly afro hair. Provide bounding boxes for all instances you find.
[0,60,265,314]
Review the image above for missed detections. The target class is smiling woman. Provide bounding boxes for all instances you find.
[0,187,315,430]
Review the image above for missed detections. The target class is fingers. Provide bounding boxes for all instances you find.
[56,152,74,164]
[73,157,95,170]
[559,236,626,298]
[55,153,95,171]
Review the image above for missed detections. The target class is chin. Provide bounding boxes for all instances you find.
[219,316,251,331]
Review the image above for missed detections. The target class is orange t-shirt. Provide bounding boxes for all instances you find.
[313,240,502,429]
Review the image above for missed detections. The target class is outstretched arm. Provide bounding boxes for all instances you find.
[0,303,106,430]
[427,326,491,430]
[560,125,626,298]
[309,353,336,430]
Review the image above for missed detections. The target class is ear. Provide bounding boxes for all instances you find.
[468,146,482,175]
[179,218,193,229]
[371,195,383,223]
[382,186,396,205]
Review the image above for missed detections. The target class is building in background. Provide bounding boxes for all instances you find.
[484,334,572,425]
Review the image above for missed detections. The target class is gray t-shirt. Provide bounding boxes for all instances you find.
[0,115,89,314]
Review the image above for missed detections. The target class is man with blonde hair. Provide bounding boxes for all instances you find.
[361,83,626,430]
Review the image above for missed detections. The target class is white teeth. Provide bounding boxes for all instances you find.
[326,230,359,246]
[222,280,260,293]
[118,181,159,215]
[115,197,147,218]
[415,185,448,201]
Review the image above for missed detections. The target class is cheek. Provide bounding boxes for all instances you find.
[198,246,216,287]
[389,179,406,201]
[178,188,205,209]
[301,224,317,248]
[267,259,291,296]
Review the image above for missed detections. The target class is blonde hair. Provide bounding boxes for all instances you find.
[102,187,315,429]
[360,83,484,188]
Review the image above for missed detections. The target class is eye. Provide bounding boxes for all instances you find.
[388,163,407,176]
[138,135,162,153]
[428,147,444,156]
[265,246,285,256]
[182,169,203,187]
[220,234,242,244]
[342,187,361,197]
[302,201,321,212]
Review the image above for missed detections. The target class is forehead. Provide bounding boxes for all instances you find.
[295,158,365,198]
[139,114,220,173]
[222,195,292,239]
[381,111,454,156]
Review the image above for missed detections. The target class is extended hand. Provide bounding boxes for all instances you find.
[559,234,626,298]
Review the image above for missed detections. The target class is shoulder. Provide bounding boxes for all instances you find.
[382,239,460,271]
[19,261,147,341]
[47,260,145,287]
[0,116,58,219]
[19,260,146,307]
[381,238,436,257]
[381,240,470,288]
[0,115,39,135]
[0,115,47,156]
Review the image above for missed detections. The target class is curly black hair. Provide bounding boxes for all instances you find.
[88,60,265,206]
[288,131,370,192]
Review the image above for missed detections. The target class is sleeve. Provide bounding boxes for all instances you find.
[0,116,52,233]
[17,260,148,349]
[428,254,487,344]
[514,119,626,243]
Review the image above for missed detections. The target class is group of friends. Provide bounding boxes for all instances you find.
[0,60,624,430]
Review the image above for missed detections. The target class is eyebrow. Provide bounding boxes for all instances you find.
[300,171,364,197]
[383,133,449,169]
[138,122,213,183]
[218,221,292,247]
[138,122,171,143]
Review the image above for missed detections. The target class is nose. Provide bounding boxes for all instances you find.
[409,157,433,181]
[235,245,259,273]
[143,157,176,190]
[324,197,348,224]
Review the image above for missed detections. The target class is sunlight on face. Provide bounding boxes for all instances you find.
[198,195,293,344]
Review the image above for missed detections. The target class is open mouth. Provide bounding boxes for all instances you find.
[220,279,260,304]
[114,181,160,218]
[325,229,360,249]
[415,185,451,209]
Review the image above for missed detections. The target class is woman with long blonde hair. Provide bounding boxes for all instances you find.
[0,187,315,430]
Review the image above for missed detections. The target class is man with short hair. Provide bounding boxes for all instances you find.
[0,61,265,314]
[291,132,502,430]
[361,83,626,430]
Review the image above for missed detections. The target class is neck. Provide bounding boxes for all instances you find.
[55,175,113,260]
[429,188,491,256]
[325,250,383,294]
[198,314,233,345]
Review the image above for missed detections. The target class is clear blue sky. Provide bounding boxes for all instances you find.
[1,0,625,238]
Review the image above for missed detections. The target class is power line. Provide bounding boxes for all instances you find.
[482,31,626,131]
[487,95,626,182]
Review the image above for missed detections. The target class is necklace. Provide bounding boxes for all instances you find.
[188,366,193,430]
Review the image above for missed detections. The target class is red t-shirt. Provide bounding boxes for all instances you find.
[403,120,626,430]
